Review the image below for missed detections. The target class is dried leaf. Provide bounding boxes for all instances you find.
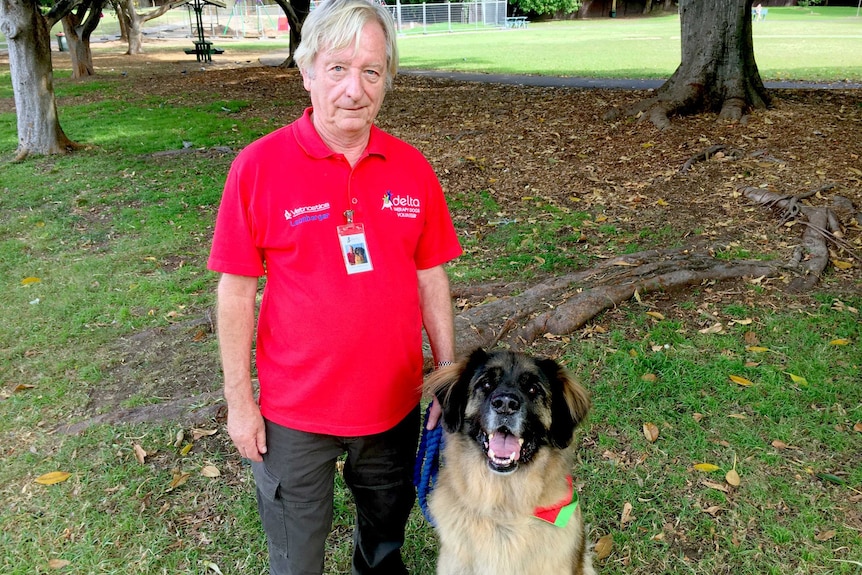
[701,480,730,493]
[728,413,748,420]
[643,422,660,443]
[133,444,147,465]
[784,372,808,386]
[633,289,642,304]
[692,412,704,423]
[831,259,853,270]
[620,502,634,528]
[646,311,665,320]
[730,318,753,325]
[829,339,851,346]
[641,373,657,382]
[47,559,71,569]
[168,470,191,491]
[699,323,724,334]
[14,384,36,392]
[815,530,836,542]
[725,469,741,487]
[35,471,72,485]
[694,463,721,473]
[21,276,41,286]
[180,443,193,456]
[729,375,754,387]
[703,505,722,516]
[202,561,224,575]
[771,439,788,450]
[201,465,221,478]
[192,427,218,440]
[594,534,613,561]
[854,422,862,433]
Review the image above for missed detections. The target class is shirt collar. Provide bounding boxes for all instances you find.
[293,107,387,161]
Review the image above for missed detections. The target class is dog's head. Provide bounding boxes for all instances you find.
[427,348,590,475]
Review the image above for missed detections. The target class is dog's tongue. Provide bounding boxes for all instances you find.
[489,433,521,461]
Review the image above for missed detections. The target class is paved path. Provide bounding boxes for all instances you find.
[257,53,861,90]
[399,69,862,90]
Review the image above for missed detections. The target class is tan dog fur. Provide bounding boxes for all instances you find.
[425,349,595,575]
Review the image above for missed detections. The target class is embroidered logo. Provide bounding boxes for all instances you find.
[381,191,421,219]
[284,202,331,226]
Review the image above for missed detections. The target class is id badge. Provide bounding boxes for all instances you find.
[337,223,373,275]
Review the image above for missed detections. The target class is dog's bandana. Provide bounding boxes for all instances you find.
[533,475,578,528]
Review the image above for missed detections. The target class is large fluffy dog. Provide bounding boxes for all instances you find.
[425,348,595,575]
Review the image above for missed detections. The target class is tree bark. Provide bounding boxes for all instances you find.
[627,0,770,130]
[0,0,76,159]
[116,0,189,55]
[271,0,310,68]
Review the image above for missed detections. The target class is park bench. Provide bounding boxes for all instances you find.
[505,16,529,29]
[185,40,224,63]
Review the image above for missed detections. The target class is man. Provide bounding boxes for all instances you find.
[207,0,461,573]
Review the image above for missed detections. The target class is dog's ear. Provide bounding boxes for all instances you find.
[538,358,591,449]
[425,348,488,433]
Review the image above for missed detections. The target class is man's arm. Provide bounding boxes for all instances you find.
[417,265,456,429]
[217,273,267,461]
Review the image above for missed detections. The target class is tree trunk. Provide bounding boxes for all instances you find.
[644,0,654,13]
[272,0,310,68]
[627,0,770,130]
[116,0,189,55]
[61,14,94,78]
[0,0,76,159]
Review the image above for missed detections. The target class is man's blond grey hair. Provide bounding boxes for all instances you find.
[294,0,398,89]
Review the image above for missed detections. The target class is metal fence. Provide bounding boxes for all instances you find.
[78,0,508,42]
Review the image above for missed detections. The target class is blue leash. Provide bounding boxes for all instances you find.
[414,403,444,527]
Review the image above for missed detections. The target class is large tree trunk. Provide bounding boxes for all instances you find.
[271,0,310,68]
[0,0,76,159]
[627,0,770,130]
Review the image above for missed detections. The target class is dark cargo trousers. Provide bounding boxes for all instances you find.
[251,408,420,575]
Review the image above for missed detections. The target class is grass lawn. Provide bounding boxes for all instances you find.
[1,6,861,575]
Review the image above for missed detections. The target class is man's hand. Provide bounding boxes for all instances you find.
[227,398,267,461]
[425,397,443,430]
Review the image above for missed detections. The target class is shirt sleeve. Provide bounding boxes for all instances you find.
[207,155,266,277]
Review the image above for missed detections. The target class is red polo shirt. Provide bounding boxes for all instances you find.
[208,108,462,436]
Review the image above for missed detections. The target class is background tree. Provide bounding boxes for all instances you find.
[512,0,579,16]
[115,0,189,54]
[626,0,769,129]
[51,0,105,78]
[271,0,310,67]
[0,0,76,159]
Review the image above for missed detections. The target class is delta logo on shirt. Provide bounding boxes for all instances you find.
[381,191,421,219]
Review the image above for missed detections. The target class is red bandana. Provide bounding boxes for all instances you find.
[533,475,579,528]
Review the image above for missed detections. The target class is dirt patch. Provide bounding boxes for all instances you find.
[6,42,858,426]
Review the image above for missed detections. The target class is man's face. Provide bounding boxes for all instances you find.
[302,22,388,146]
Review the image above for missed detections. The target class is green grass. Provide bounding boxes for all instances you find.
[2,6,861,574]
[396,8,862,82]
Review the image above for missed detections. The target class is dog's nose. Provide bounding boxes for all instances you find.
[491,393,520,414]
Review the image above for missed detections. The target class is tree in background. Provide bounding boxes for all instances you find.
[0,0,77,158]
[627,0,769,129]
[114,0,190,54]
[271,0,310,67]
[52,0,105,78]
[512,0,579,16]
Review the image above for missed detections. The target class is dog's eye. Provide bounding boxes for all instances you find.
[527,385,539,396]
